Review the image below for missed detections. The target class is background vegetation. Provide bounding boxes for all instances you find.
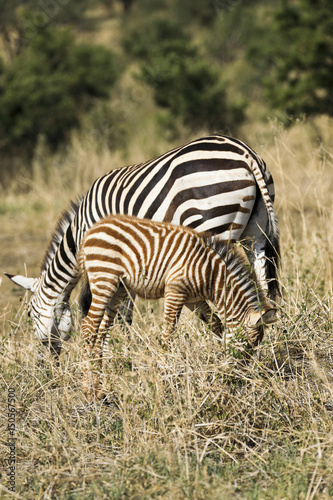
[1,0,332,172]
[1,1,333,498]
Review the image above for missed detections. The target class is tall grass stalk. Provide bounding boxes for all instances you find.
[1,119,333,498]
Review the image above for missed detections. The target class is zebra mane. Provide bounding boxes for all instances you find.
[204,236,266,304]
[41,199,81,273]
[204,236,233,261]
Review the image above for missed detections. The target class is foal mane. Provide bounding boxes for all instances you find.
[204,235,266,305]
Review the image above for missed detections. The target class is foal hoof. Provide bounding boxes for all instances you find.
[83,386,106,404]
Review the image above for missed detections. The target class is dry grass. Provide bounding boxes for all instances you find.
[1,118,333,498]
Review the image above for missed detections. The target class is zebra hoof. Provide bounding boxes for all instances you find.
[82,377,106,403]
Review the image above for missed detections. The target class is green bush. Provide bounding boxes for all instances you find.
[123,17,244,133]
[247,0,333,121]
[0,15,117,156]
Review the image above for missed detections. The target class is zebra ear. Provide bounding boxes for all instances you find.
[4,273,38,292]
[248,307,277,328]
[261,307,278,325]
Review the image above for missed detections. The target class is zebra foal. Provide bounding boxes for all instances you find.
[78,214,277,400]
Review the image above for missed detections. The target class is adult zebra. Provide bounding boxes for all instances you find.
[5,135,280,357]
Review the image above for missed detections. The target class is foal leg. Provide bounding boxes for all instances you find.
[162,285,188,346]
[185,300,223,338]
[116,288,136,326]
[81,277,119,401]
[99,287,129,358]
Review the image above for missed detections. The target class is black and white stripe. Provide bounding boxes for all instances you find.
[6,135,279,353]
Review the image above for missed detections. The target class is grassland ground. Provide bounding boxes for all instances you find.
[1,119,333,498]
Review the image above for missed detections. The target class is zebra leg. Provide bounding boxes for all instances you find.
[81,279,119,401]
[246,238,280,302]
[162,286,187,346]
[241,197,280,301]
[241,234,267,293]
[116,288,136,326]
[99,287,129,358]
[185,300,223,338]
[38,339,62,367]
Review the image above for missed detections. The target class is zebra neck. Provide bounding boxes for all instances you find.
[40,268,78,305]
[208,255,227,308]
[209,256,249,325]
[42,223,79,303]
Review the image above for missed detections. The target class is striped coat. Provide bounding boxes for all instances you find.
[78,215,276,400]
[5,135,279,359]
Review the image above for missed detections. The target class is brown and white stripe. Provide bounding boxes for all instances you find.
[78,215,277,400]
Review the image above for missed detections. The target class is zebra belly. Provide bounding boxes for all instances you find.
[121,276,166,300]
[121,274,204,304]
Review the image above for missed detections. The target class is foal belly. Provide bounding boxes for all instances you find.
[124,278,165,300]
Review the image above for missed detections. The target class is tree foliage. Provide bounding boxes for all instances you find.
[123,17,244,132]
[0,0,94,58]
[0,0,332,164]
[0,17,117,156]
[248,0,333,120]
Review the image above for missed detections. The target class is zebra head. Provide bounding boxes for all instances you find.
[4,272,72,349]
[244,305,277,347]
[4,202,80,355]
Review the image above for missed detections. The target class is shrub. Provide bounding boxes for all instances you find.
[123,17,244,133]
[0,15,117,157]
[247,0,333,121]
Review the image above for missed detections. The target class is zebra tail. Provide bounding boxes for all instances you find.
[76,243,92,317]
[265,212,281,301]
[250,156,281,302]
[79,278,92,318]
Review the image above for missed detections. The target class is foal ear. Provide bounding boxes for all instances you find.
[4,273,38,292]
[261,307,278,325]
[248,307,277,328]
